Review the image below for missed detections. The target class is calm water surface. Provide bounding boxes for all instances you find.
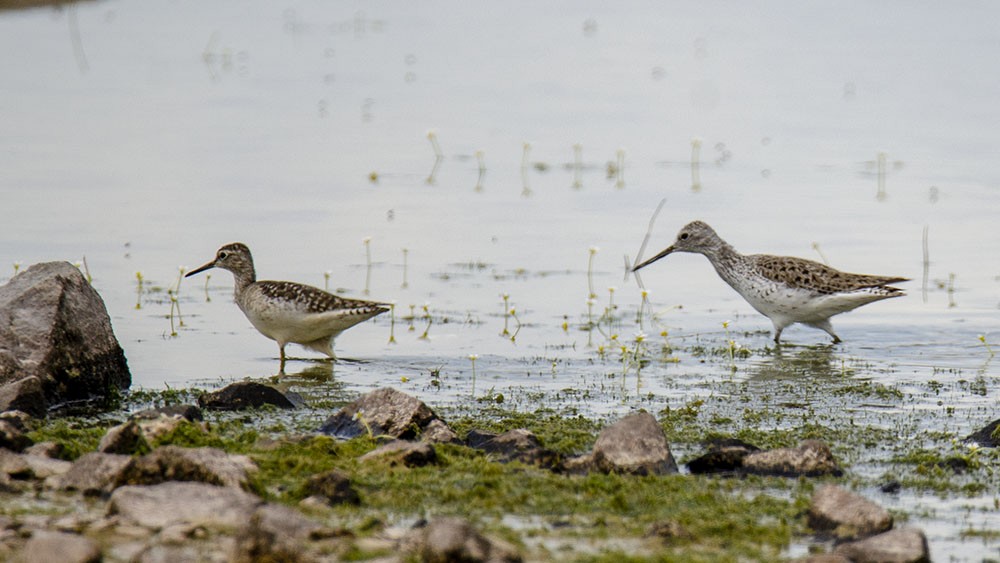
[1,1,999,559]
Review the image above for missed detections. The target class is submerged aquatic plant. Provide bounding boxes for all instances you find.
[468,354,479,392]
[978,334,994,358]
[363,237,372,296]
[401,248,409,289]
[388,302,397,344]
[474,149,486,192]
[135,271,144,310]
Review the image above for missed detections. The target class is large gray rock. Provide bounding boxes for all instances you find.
[808,484,893,540]
[834,527,930,563]
[0,376,46,418]
[319,387,442,439]
[51,452,133,496]
[0,262,130,408]
[742,440,841,477]
[122,445,258,490]
[569,412,677,476]
[407,516,522,563]
[22,530,101,563]
[108,481,262,529]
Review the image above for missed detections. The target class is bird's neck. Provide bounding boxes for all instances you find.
[702,243,747,285]
[231,269,256,299]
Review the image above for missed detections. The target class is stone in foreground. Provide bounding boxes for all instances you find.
[123,445,258,490]
[834,527,930,563]
[23,530,101,563]
[0,262,130,408]
[568,412,677,476]
[406,516,522,563]
[319,387,442,439]
[808,484,893,540]
[965,418,1000,447]
[108,481,262,529]
[359,439,437,467]
[686,437,760,475]
[303,469,360,506]
[742,440,841,477]
[198,381,296,410]
[52,452,133,497]
[466,428,562,470]
[0,376,46,418]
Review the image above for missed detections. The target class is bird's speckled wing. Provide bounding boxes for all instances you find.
[255,281,390,316]
[751,255,908,295]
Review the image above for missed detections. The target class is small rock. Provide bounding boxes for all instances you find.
[304,469,360,506]
[23,530,101,563]
[21,453,72,479]
[645,520,691,542]
[407,516,522,563]
[834,527,930,563]
[232,504,322,563]
[422,418,461,444]
[23,441,64,459]
[0,261,131,407]
[469,428,561,470]
[879,480,902,494]
[0,409,31,428]
[123,445,258,490]
[108,481,262,529]
[198,381,296,410]
[792,555,853,563]
[360,440,437,467]
[133,404,204,421]
[132,544,204,563]
[742,440,841,477]
[0,376,46,418]
[52,452,133,496]
[808,484,893,540]
[0,418,32,452]
[0,449,32,479]
[319,387,443,440]
[579,412,677,476]
[98,419,149,455]
[686,438,760,474]
[965,418,1000,447]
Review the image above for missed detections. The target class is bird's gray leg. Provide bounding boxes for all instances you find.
[773,327,783,344]
[279,344,287,374]
[811,321,841,344]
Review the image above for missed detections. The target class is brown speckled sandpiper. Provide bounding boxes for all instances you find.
[633,221,907,343]
[186,243,389,368]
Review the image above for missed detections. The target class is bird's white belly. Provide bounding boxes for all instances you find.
[240,304,343,346]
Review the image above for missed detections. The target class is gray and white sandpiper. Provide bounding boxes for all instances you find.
[632,221,907,343]
[186,243,389,369]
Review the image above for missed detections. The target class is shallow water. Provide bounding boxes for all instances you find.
[2,1,999,559]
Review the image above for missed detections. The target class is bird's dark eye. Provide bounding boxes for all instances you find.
[218,252,228,259]
[680,233,689,240]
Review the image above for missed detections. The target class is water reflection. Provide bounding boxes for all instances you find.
[749,345,842,381]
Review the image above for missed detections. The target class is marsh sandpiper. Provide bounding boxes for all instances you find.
[633,221,907,343]
[186,243,389,369]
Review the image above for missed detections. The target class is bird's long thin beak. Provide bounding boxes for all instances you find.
[632,245,675,272]
[185,260,216,277]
